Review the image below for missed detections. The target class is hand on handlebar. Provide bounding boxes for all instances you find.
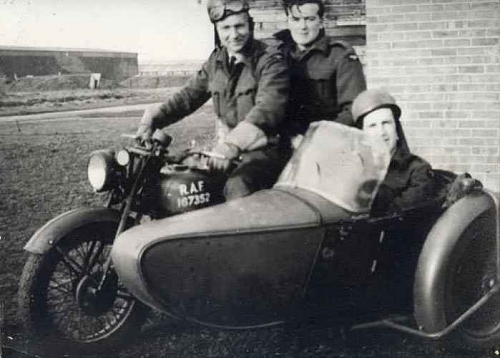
[135,123,153,146]
[135,104,166,147]
[207,143,240,174]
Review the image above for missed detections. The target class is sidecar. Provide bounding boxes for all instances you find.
[112,122,500,350]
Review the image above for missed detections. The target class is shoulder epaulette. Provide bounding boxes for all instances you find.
[329,39,359,60]
[329,39,353,50]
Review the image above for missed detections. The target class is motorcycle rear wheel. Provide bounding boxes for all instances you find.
[18,221,147,355]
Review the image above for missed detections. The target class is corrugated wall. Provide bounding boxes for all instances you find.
[0,48,138,82]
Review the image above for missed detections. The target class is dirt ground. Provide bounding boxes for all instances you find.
[0,87,178,117]
[0,96,495,357]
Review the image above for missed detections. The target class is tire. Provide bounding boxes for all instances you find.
[18,221,147,355]
[444,207,500,350]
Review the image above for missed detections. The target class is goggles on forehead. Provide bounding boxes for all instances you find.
[208,0,249,22]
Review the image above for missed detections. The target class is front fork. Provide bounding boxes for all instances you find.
[98,158,148,291]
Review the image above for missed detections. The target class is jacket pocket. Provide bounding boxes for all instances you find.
[307,69,335,106]
[209,72,228,118]
[235,72,257,122]
[236,89,256,122]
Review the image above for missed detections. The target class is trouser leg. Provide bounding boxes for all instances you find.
[224,143,291,201]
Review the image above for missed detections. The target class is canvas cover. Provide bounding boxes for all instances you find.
[275,121,391,213]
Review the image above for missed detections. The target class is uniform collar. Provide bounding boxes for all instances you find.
[216,37,263,68]
[301,32,329,55]
[389,142,412,169]
[274,29,329,59]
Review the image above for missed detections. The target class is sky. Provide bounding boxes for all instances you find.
[0,0,214,63]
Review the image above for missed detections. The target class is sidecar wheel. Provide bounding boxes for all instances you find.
[18,221,147,355]
[444,208,500,350]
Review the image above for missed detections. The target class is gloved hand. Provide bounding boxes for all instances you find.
[135,105,164,144]
[136,123,153,147]
[207,142,240,174]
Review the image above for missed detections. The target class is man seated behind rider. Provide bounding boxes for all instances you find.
[273,0,366,145]
[351,89,436,214]
[136,0,291,200]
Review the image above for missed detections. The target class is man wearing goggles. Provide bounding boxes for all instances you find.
[136,0,290,200]
[273,0,366,147]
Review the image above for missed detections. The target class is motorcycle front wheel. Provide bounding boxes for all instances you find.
[18,221,147,355]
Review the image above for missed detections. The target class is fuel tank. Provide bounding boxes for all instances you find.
[151,165,225,216]
[111,187,351,327]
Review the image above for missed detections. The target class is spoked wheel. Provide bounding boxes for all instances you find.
[18,221,147,355]
[444,207,500,349]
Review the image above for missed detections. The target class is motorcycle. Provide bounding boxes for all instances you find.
[18,121,500,355]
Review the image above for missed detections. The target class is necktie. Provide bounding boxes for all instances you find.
[228,56,236,73]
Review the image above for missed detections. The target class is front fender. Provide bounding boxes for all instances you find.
[24,207,122,254]
[413,190,499,333]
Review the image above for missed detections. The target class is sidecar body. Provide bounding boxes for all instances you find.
[112,122,500,347]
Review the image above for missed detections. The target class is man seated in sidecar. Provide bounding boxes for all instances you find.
[274,88,438,218]
[351,89,437,215]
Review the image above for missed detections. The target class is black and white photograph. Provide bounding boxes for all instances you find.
[1,0,499,357]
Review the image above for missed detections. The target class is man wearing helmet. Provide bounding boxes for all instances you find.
[352,89,436,214]
[273,0,366,144]
[136,0,290,200]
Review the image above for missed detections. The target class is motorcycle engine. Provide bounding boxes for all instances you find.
[152,164,226,217]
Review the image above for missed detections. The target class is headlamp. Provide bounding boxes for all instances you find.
[116,149,131,167]
[87,150,116,192]
[208,0,249,22]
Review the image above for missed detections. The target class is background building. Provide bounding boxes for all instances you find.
[0,46,138,82]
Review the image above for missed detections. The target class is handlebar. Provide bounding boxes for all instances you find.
[122,129,172,147]
[189,150,242,163]
[128,146,152,157]
[120,133,242,167]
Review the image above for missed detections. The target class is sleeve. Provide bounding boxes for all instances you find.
[241,50,290,134]
[153,54,213,128]
[391,158,436,210]
[334,48,367,126]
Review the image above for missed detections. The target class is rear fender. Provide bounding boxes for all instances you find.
[413,190,499,333]
[24,207,122,254]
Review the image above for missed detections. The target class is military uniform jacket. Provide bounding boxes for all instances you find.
[274,30,366,135]
[372,148,436,214]
[157,38,289,138]
[371,116,436,215]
